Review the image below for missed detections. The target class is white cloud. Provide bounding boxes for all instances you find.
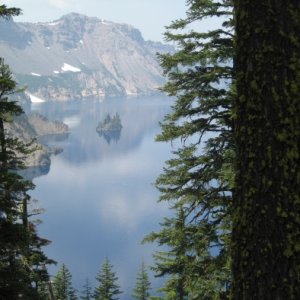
[47,0,79,10]
[47,0,67,9]
[97,192,163,230]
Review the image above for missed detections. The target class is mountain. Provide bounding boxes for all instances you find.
[0,13,173,101]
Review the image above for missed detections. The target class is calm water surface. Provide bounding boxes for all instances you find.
[29,96,172,299]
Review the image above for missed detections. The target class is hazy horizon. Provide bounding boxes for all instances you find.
[2,0,188,42]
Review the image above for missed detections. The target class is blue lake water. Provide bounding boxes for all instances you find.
[29,96,173,299]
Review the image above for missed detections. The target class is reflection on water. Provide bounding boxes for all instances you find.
[37,132,70,144]
[29,96,172,299]
[97,129,122,144]
[19,165,50,181]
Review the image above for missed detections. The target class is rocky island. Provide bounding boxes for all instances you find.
[96,113,122,143]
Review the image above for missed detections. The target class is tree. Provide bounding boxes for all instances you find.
[80,278,93,300]
[0,56,53,300]
[53,263,77,300]
[144,208,190,300]
[146,0,234,298]
[132,262,151,300]
[0,7,54,299]
[232,0,300,298]
[0,4,21,19]
[94,258,122,300]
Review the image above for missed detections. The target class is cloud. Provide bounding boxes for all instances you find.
[47,0,71,9]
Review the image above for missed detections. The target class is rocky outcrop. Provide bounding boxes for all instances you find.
[27,113,69,136]
[96,113,123,144]
[0,13,174,101]
[5,113,69,167]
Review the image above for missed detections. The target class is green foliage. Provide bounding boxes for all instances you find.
[0,55,53,298]
[53,263,78,300]
[132,262,152,300]
[94,258,122,300]
[145,0,234,298]
[0,4,21,19]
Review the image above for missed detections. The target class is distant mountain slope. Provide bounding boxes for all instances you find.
[0,13,173,101]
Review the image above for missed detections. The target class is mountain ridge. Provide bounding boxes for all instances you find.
[0,13,173,101]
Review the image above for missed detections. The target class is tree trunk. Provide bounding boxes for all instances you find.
[232,0,300,299]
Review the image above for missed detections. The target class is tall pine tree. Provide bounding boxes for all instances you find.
[0,59,52,299]
[132,262,151,300]
[53,263,77,300]
[94,258,122,300]
[146,0,234,298]
[0,7,53,299]
[232,0,300,298]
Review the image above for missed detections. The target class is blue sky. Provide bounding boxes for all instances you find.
[2,0,188,42]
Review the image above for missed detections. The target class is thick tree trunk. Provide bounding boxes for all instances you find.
[232,0,300,299]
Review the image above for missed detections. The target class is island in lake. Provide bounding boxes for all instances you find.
[96,113,123,144]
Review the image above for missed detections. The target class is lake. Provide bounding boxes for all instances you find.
[29,96,173,299]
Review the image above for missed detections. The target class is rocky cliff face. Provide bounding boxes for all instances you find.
[0,13,173,101]
[5,113,69,167]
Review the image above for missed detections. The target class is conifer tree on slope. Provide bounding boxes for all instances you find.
[0,61,53,298]
[232,0,300,298]
[80,278,93,300]
[145,0,234,298]
[53,263,78,300]
[0,4,21,18]
[132,262,151,300]
[0,7,54,299]
[94,258,122,300]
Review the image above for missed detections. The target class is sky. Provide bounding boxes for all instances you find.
[2,0,188,42]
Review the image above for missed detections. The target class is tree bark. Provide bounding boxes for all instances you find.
[232,0,300,299]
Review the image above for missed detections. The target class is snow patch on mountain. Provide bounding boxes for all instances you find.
[31,72,41,77]
[47,21,61,26]
[61,63,81,72]
[26,93,46,103]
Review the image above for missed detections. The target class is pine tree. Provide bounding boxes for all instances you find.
[0,8,54,299]
[146,0,234,298]
[232,0,300,298]
[53,263,78,300]
[0,55,53,300]
[132,262,151,300]
[94,258,122,300]
[80,278,93,300]
[0,4,21,19]
[144,208,189,300]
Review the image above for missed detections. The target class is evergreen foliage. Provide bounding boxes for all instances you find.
[232,0,300,298]
[0,4,21,19]
[132,262,151,300]
[94,258,122,300]
[80,278,93,300]
[145,0,234,298]
[53,263,78,300]
[0,55,53,300]
[0,7,54,300]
